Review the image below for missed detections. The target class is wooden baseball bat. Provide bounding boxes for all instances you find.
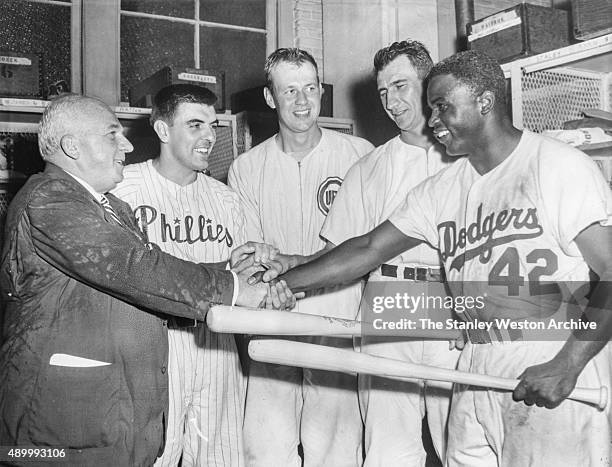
[248,339,608,410]
[207,305,460,340]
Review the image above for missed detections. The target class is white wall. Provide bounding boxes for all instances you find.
[275,0,458,144]
[321,0,456,144]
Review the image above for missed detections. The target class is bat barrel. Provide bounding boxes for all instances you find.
[249,339,608,410]
[208,305,460,339]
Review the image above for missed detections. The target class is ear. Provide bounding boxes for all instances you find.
[263,86,276,110]
[153,119,170,143]
[59,134,79,160]
[478,91,495,115]
[319,83,324,96]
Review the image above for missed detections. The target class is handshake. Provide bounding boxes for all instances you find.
[230,241,304,310]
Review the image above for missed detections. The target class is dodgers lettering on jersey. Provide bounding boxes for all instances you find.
[134,205,234,247]
[389,131,612,321]
[439,203,542,273]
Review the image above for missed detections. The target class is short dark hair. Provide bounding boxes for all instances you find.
[150,84,217,125]
[264,48,320,91]
[373,40,433,80]
[427,50,507,108]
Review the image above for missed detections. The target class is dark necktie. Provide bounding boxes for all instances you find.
[99,194,122,225]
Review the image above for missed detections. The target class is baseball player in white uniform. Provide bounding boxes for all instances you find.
[113,84,247,466]
[320,41,459,466]
[228,48,373,467]
[275,51,612,466]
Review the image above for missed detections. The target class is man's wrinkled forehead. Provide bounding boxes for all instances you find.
[62,109,119,142]
[377,55,421,90]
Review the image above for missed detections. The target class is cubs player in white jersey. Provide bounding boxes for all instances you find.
[275,51,612,466]
[113,84,247,466]
[228,48,373,467]
[319,41,459,466]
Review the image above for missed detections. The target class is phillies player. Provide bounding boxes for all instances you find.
[228,48,373,467]
[113,84,247,466]
[275,51,612,466]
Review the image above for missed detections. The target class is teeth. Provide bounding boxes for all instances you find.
[436,130,450,138]
[294,110,309,116]
[194,148,209,154]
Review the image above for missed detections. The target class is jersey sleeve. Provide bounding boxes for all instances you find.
[227,158,265,242]
[388,178,440,247]
[320,160,369,246]
[539,147,612,253]
[232,195,249,246]
[355,137,375,157]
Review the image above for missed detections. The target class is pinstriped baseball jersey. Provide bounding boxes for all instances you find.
[321,136,453,274]
[113,159,246,466]
[228,127,373,466]
[320,136,459,465]
[228,128,374,318]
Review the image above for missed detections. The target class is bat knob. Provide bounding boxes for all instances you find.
[597,385,608,411]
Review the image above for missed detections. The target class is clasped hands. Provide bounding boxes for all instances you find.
[231,241,301,310]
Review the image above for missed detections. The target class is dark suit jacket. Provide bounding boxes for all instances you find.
[0,163,234,466]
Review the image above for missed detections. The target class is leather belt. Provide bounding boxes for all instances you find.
[466,326,524,344]
[380,264,445,282]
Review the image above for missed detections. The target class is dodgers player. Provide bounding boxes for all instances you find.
[319,41,459,466]
[113,84,247,466]
[228,48,373,467]
[277,51,612,466]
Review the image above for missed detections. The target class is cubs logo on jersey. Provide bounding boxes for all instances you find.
[317,176,343,215]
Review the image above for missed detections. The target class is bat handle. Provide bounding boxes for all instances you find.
[492,377,608,410]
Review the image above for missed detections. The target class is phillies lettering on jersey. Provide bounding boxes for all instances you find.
[134,204,234,247]
[439,203,542,271]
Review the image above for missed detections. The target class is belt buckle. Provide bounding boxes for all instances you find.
[416,267,428,281]
[169,316,198,329]
[467,328,491,344]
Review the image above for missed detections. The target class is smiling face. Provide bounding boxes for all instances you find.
[164,101,217,173]
[75,104,134,192]
[377,55,427,138]
[265,61,322,135]
[427,73,483,157]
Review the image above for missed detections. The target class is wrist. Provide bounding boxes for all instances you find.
[554,342,589,376]
[289,254,304,269]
